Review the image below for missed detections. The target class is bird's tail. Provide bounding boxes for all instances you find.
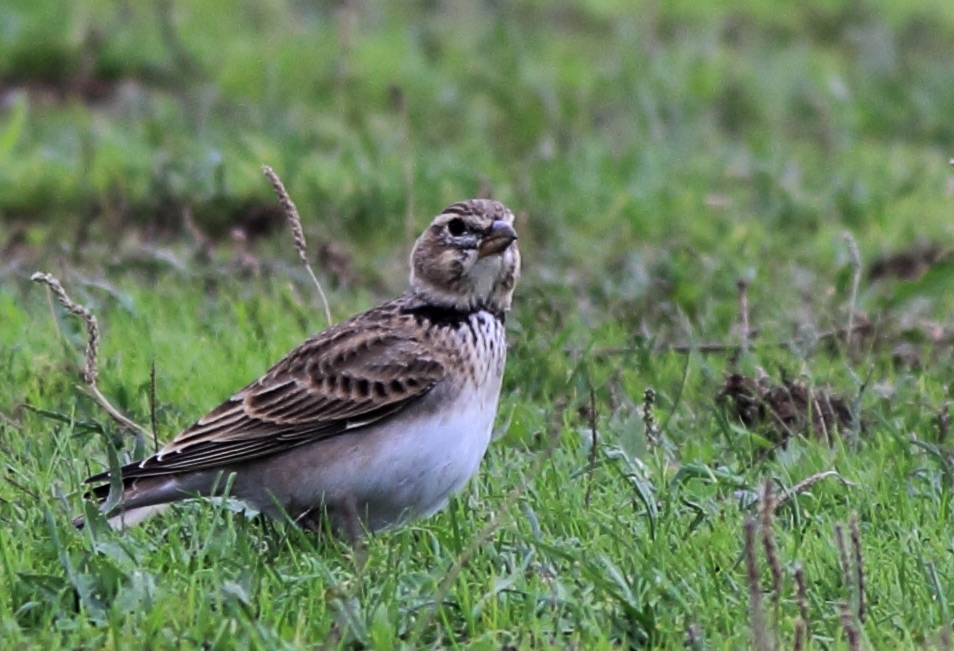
[73,503,171,530]
[73,474,189,530]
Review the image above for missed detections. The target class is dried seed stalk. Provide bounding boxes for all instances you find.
[794,565,810,630]
[760,481,783,601]
[850,514,866,623]
[774,470,855,511]
[642,387,659,444]
[744,517,773,651]
[843,231,862,346]
[793,619,807,651]
[31,272,148,441]
[262,165,333,327]
[737,277,751,353]
[839,602,861,651]
[835,522,852,595]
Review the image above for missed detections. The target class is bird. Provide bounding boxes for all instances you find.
[79,199,520,537]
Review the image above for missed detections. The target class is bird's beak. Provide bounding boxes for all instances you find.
[477,220,518,259]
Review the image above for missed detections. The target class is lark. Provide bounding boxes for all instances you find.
[80,199,520,536]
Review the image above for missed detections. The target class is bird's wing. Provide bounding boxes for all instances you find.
[87,309,446,481]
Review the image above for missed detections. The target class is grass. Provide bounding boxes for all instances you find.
[2,0,954,647]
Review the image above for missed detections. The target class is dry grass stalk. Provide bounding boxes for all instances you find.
[938,403,950,444]
[261,165,333,327]
[584,383,598,508]
[838,602,862,651]
[793,619,807,651]
[834,523,852,596]
[810,391,831,447]
[737,277,751,353]
[759,481,783,601]
[834,520,868,646]
[794,565,810,630]
[849,514,866,623]
[843,231,862,346]
[31,272,149,441]
[33,271,100,384]
[774,470,856,512]
[792,564,811,650]
[744,517,774,651]
[642,387,660,444]
[149,359,159,454]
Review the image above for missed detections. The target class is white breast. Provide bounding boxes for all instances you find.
[376,372,502,524]
[361,311,507,529]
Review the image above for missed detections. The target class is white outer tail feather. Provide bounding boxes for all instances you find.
[107,504,169,529]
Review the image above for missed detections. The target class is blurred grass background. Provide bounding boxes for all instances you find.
[3,0,954,648]
[4,0,953,252]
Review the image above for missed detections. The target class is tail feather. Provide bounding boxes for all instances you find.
[74,474,197,530]
[107,504,170,529]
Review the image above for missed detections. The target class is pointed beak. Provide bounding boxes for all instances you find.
[477,220,518,259]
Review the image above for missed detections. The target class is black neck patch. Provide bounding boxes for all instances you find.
[403,302,505,327]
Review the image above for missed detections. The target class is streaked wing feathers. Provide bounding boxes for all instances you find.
[89,309,446,482]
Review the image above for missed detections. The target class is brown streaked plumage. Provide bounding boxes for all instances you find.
[81,199,520,535]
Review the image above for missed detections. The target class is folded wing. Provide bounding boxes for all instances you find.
[87,314,445,483]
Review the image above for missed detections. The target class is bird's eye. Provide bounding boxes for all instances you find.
[447,217,466,236]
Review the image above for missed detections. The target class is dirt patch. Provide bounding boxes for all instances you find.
[116,195,285,242]
[868,242,948,282]
[717,371,858,443]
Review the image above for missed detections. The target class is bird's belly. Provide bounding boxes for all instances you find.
[250,379,502,532]
[364,393,497,528]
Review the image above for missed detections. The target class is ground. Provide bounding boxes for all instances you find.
[2,0,954,648]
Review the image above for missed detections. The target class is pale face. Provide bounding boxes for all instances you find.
[410,200,521,313]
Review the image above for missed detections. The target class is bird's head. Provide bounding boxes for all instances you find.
[410,199,521,315]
